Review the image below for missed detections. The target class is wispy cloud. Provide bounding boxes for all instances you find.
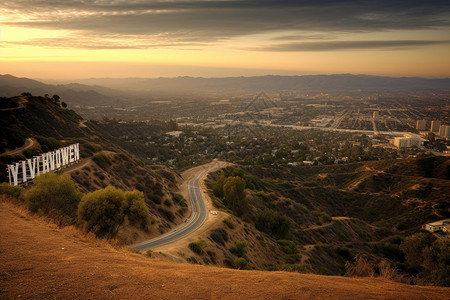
[247,40,450,52]
[2,0,450,50]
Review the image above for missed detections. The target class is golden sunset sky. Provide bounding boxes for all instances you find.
[1,0,450,79]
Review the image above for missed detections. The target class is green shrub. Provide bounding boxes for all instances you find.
[146,250,153,257]
[84,143,99,153]
[164,199,173,207]
[229,241,247,257]
[277,240,299,254]
[189,240,205,255]
[82,166,91,172]
[0,182,24,198]
[158,207,175,222]
[280,264,311,273]
[22,173,82,221]
[125,190,151,232]
[151,194,162,204]
[300,204,309,214]
[119,153,131,161]
[36,136,61,152]
[22,148,40,158]
[92,153,111,169]
[255,209,291,239]
[135,182,145,192]
[233,257,248,269]
[223,218,235,229]
[172,193,185,205]
[77,186,126,238]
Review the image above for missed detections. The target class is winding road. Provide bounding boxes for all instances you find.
[131,163,216,252]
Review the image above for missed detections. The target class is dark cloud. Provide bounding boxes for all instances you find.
[247,40,450,51]
[2,0,450,49]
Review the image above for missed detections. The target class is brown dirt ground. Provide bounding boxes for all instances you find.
[1,199,449,299]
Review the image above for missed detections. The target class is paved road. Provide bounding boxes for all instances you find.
[131,164,216,252]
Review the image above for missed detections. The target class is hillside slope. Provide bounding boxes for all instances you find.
[1,200,447,299]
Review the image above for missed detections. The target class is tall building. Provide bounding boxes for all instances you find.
[416,119,426,131]
[431,120,441,132]
[373,111,379,118]
[438,125,450,138]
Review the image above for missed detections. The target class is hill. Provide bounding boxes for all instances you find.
[0,94,186,243]
[1,199,447,299]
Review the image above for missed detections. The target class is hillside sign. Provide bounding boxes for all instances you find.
[7,143,80,186]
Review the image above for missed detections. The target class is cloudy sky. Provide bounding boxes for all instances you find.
[1,0,450,79]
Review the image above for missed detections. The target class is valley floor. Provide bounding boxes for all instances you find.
[0,199,448,300]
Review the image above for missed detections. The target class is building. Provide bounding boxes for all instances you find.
[424,219,450,233]
[372,111,379,118]
[438,125,450,138]
[430,120,441,133]
[416,119,426,131]
[392,137,424,148]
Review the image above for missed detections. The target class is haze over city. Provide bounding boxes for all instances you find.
[1,0,450,79]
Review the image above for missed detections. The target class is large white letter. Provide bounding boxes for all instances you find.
[61,147,69,166]
[48,152,56,171]
[69,144,74,163]
[55,149,61,168]
[27,158,37,179]
[41,154,49,173]
[35,156,41,175]
[22,160,27,183]
[74,143,80,161]
[8,163,20,186]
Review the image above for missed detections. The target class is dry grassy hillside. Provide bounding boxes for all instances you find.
[1,199,448,299]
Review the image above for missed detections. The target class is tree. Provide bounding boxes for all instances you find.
[77,186,127,238]
[22,173,82,222]
[125,190,151,232]
[400,232,436,269]
[255,209,291,239]
[52,94,60,104]
[223,176,248,216]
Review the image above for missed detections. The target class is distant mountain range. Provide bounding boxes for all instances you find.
[1,74,449,106]
[77,74,450,92]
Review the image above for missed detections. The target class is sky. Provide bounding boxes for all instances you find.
[1,0,450,80]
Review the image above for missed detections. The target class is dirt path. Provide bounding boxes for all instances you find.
[1,199,448,299]
[0,138,34,156]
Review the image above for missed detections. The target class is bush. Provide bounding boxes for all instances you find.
[172,193,185,205]
[82,166,91,172]
[22,173,82,221]
[277,240,299,254]
[0,182,24,198]
[223,218,235,229]
[189,240,205,255]
[84,143,99,153]
[255,209,291,239]
[164,199,173,207]
[36,136,61,152]
[77,186,127,238]
[125,190,151,232]
[22,148,40,158]
[92,153,111,169]
[233,257,248,269]
[158,207,175,222]
[280,264,311,273]
[151,194,162,204]
[135,182,145,192]
[229,241,247,257]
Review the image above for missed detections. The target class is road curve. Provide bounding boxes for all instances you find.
[131,163,217,252]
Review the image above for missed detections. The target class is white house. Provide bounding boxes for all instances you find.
[424,219,450,233]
